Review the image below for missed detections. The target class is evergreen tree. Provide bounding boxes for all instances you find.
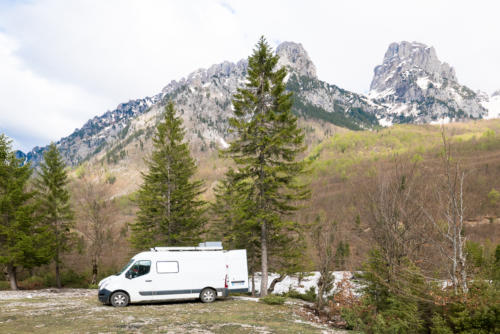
[34,143,75,288]
[0,134,50,290]
[226,37,309,296]
[130,102,205,249]
[211,169,261,295]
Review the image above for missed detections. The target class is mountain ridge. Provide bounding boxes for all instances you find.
[18,40,500,167]
[21,41,383,167]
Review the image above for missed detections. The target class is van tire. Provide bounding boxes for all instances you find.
[200,288,216,303]
[110,291,129,307]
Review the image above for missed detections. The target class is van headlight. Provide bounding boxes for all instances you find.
[98,278,110,290]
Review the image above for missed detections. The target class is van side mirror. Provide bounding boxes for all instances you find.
[125,272,131,279]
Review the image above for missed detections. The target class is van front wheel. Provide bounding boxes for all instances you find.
[200,288,216,303]
[110,291,129,307]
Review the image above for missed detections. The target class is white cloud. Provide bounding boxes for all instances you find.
[0,0,499,151]
[0,32,112,151]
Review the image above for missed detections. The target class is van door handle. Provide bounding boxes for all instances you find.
[145,280,152,282]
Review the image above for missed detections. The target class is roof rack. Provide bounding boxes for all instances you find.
[151,241,223,252]
[151,246,223,252]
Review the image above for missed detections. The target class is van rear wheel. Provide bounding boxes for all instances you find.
[110,291,129,307]
[200,288,216,303]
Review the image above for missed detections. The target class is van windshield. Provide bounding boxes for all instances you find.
[115,259,135,276]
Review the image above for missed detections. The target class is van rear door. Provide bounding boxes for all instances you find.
[225,250,249,293]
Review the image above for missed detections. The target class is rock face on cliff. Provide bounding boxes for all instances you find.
[369,41,487,124]
[276,42,317,78]
[24,41,381,167]
[278,43,382,130]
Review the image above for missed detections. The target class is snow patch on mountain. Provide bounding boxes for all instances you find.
[482,90,500,119]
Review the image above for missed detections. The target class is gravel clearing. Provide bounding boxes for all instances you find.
[0,289,350,333]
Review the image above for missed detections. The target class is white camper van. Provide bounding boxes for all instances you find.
[98,242,248,307]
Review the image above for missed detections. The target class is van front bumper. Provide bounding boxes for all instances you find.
[98,288,112,304]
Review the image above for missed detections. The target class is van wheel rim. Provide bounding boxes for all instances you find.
[203,290,215,302]
[113,294,126,306]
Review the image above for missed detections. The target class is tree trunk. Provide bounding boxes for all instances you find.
[166,163,172,245]
[458,235,468,293]
[251,271,256,297]
[91,257,98,285]
[260,221,268,297]
[268,273,286,294]
[316,271,325,310]
[55,256,62,289]
[7,264,18,290]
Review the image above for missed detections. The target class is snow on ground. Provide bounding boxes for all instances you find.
[430,117,451,125]
[218,136,229,148]
[367,88,395,100]
[249,271,358,295]
[378,117,393,127]
[387,103,408,116]
[416,76,430,90]
[483,95,500,119]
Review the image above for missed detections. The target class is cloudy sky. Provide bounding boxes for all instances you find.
[1,0,499,151]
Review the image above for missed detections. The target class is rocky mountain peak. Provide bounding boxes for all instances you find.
[492,90,500,98]
[369,41,486,124]
[276,41,317,79]
[371,41,456,92]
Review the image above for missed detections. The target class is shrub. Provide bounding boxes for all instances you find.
[341,250,428,333]
[106,175,116,184]
[61,269,88,287]
[0,280,10,290]
[42,272,56,287]
[443,281,500,333]
[488,188,500,205]
[430,313,453,334]
[40,269,88,288]
[260,295,286,305]
[343,294,424,334]
[19,275,45,289]
[330,272,359,317]
[283,286,316,303]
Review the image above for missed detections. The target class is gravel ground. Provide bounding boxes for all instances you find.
[0,289,350,333]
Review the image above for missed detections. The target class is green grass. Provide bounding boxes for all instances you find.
[0,292,346,333]
[307,121,500,179]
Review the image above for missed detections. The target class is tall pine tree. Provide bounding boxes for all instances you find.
[211,168,261,295]
[35,143,75,288]
[0,134,50,290]
[226,37,309,296]
[130,102,205,249]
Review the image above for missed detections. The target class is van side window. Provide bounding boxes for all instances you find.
[157,261,179,274]
[125,260,151,279]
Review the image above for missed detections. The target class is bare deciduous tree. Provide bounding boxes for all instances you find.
[423,129,468,294]
[310,213,337,310]
[75,175,116,285]
[366,157,431,280]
